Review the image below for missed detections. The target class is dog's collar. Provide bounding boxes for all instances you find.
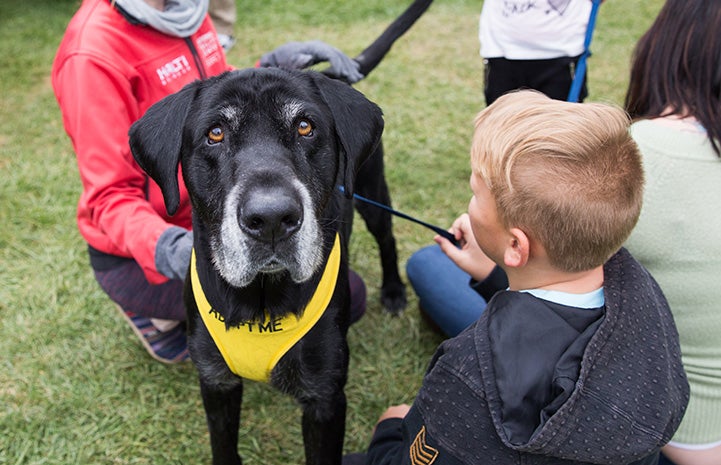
[190,234,341,383]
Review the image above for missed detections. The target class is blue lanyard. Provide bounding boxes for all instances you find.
[567,0,602,103]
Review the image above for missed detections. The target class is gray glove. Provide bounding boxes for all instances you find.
[259,40,364,84]
[155,226,193,281]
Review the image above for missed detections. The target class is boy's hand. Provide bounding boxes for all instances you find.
[435,213,496,282]
[374,404,411,427]
[372,404,411,435]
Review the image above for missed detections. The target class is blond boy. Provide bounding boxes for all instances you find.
[347,91,689,465]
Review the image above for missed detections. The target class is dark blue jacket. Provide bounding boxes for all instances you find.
[367,248,689,465]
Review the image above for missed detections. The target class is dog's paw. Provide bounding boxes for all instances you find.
[381,281,407,315]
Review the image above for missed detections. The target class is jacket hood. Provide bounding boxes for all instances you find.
[473,248,688,464]
[414,249,689,465]
[485,291,605,447]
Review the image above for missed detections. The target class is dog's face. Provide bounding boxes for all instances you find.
[130,68,383,287]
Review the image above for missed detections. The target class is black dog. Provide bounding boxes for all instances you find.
[130,1,434,462]
[130,67,401,465]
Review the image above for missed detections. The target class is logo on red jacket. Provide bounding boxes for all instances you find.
[196,31,223,68]
[156,55,192,86]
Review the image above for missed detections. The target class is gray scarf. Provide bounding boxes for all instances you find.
[113,0,209,38]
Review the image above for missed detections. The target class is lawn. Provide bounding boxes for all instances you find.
[0,0,662,463]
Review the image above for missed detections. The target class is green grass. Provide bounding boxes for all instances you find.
[0,0,662,463]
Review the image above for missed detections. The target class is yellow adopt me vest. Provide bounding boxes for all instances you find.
[190,234,340,383]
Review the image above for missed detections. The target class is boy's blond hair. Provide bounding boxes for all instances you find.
[471,91,644,272]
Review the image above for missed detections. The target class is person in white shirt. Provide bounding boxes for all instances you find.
[478,0,595,104]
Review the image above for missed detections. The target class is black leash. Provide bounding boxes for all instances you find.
[353,0,434,77]
[339,187,459,246]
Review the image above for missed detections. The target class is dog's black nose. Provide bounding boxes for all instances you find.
[238,190,302,243]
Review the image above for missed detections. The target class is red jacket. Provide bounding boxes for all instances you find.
[52,0,232,284]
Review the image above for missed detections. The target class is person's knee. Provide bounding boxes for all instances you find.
[348,269,366,324]
[406,245,440,283]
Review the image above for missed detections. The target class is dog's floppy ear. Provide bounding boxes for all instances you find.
[129,80,201,215]
[310,73,384,198]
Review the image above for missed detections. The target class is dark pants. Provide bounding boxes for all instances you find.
[94,260,187,320]
[342,453,366,465]
[483,56,588,105]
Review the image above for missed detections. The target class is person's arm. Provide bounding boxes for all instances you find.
[435,213,497,281]
[258,40,363,83]
[434,213,508,300]
[365,341,455,464]
[469,265,509,301]
[54,55,182,283]
[366,405,411,465]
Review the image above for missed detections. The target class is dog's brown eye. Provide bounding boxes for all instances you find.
[297,120,313,137]
[208,126,224,144]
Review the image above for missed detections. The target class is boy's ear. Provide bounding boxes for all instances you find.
[503,228,530,268]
